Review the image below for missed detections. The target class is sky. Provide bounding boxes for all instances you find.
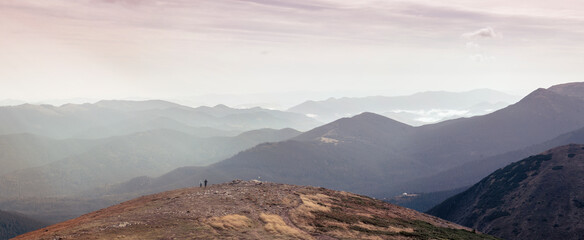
[1,0,583,108]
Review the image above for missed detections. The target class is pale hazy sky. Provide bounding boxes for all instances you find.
[1,0,583,106]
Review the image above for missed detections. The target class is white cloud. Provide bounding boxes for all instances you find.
[462,27,500,39]
[465,41,480,49]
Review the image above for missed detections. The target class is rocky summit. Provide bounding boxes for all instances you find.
[15,180,496,239]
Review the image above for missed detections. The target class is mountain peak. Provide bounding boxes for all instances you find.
[352,111,387,119]
[335,112,410,127]
[213,104,231,109]
[16,181,494,239]
[294,112,412,143]
[512,86,584,109]
[520,87,548,99]
[521,82,584,102]
[547,81,584,100]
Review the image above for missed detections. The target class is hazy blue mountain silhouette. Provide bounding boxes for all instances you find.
[0,128,301,199]
[288,89,519,125]
[0,101,320,139]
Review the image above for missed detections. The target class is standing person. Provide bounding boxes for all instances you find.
[199,180,202,188]
[204,179,208,188]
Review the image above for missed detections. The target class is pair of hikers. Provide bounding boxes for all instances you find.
[199,179,208,188]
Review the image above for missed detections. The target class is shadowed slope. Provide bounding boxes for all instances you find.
[428,144,584,240]
[0,210,46,239]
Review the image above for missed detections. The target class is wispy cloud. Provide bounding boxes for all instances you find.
[462,27,501,39]
[462,27,499,63]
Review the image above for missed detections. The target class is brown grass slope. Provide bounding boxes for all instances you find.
[428,144,584,240]
[14,181,497,240]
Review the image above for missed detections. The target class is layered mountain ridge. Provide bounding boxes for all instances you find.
[288,89,519,125]
[0,101,320,139]
[0,128,301,200]
[110,82,584,201]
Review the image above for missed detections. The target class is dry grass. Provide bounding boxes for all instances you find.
[290,191,417,240]
[300,194,331,212]
[259,213,314,240]
[356,222,414,234]
[290,194,333,231]
[280,195,300,208]
[208,214,253,230]
[293,193,332,219]
[323,228,384,240]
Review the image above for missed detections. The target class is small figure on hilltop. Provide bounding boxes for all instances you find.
[204,179,208,188]
[199,180,202,188]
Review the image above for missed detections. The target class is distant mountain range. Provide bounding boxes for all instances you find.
[91,82,584,218]
[0,128,301,199]
[2,83,584,229]
[388,82,584,199]
[428,144,584,240]
[0,100,320,139]
[288,89,519,125]
[0,100,314,206]
[107,83,584,197]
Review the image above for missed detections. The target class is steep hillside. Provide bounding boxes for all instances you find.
[548,82,584,101]
[15,181,496,240]
[428,144,584,240]
[396,125,584,196]
[0,210,46,240]
[236,128,301,143]
[407,87,584,170]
